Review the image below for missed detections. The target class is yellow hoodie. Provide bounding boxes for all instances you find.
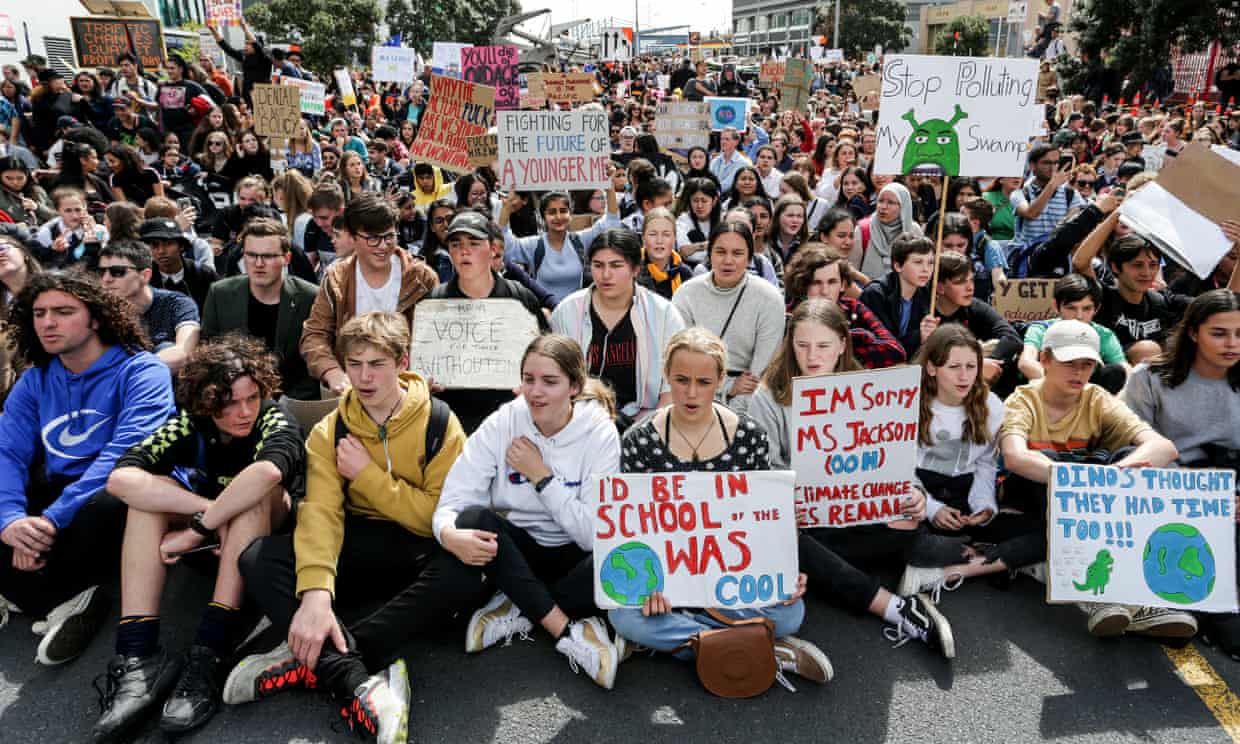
[296,372,465,597]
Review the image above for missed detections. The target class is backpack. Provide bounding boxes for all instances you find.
[333,396,451,490]
[1008,185,1073,279]
[532,233,589,287]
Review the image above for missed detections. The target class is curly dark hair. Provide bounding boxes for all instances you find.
[5,270,150,368]
[176,332,282,418]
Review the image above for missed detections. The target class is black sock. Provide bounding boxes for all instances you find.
[557,622,571,641]
[193,602,240,656]
[116,616,160,658]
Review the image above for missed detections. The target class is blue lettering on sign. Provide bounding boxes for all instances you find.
[715,573,794,606]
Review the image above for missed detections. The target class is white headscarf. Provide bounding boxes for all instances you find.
[858,182,923,278]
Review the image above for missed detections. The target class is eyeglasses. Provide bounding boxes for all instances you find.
[431,216,452,225]
[358,232,398,247]
[244,252,284,263]
[1075,179,1097,188]
[96,265,137,277]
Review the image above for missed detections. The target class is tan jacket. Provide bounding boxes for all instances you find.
[299,250,437,383]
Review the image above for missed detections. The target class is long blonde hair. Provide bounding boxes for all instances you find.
[272,170,312,234]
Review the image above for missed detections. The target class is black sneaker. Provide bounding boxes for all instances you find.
[91,650,184,743]
[36,585,109,665]
[884,594,956,659]
[159,645,224,734]
[1199,613,1240,661]
[336,659,410,744]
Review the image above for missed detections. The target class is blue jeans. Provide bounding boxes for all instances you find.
[608,601,805,660]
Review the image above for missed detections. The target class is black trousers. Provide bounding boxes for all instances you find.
[917,469,1043,568]
[452,507,597,622]
[0,478,126,617]
[239,515,490,697]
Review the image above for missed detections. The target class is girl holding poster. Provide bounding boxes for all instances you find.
[748,300,957,658]
[433,336,625,689]
[610,328,833,688]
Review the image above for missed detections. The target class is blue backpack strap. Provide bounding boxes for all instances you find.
[533,236,546,276]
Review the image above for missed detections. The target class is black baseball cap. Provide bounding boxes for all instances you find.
[446,211,493,241]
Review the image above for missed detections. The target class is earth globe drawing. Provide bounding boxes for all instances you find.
[1142,523,1216,604]
[600,541,664,606]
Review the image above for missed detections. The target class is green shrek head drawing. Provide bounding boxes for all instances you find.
[901,104,969,176]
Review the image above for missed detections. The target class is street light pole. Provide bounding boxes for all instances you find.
[834,0,840,51]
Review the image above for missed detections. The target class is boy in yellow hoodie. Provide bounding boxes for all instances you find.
[225,311,481,744]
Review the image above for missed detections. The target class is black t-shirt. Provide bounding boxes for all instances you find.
[158,79,207,133]
[248,292,280,350]
[587,303,638,411]
[1097,285,1185,349]
[111,166,161,205]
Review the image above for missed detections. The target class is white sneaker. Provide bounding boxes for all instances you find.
[897,565,964,604]
[0,593,21,629]
[1085,603,1131,637]
[465,592,533,654]
[555,617,618,689]
[36,585,109,665]
[1129,606,1198,638]
[774,636,833,691]
[339,659,410,744]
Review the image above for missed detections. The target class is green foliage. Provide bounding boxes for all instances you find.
[1070,0,1240,89]
[814,0,911,59]
[933,15,991,57]
[385,0,522,57]
[247,0,384,76]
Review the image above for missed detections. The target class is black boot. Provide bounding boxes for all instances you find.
[91,650,183,743]
[160,645,224,733]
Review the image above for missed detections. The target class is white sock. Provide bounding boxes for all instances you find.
[883,596,906,625]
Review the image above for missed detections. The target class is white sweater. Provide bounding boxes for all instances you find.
[914,394,1004,520]
[433,396,620,551]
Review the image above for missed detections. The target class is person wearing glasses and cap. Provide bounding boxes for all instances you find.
[97,239,201,373]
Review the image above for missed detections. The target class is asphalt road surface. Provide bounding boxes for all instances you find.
[1,567,1238,743]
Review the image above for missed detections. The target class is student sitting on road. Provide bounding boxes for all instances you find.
[433,335,623,689]
[610,327,833,684]
[748,302,958,658]
[930,251,1024,397]
[1017,273,1129,394]
[94,334,303,741]
[859,233,936,359]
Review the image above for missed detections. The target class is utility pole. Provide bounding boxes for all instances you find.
[834,0,841,52]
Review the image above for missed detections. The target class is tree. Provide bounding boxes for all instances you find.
[814,0,911,59]
[385,0,521,58]
[246,0,383,76]
[1069,0,1240,90]
[933,15,990,57]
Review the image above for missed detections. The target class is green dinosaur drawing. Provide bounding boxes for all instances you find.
[901,104,969,176]
[1073,549,1114,595]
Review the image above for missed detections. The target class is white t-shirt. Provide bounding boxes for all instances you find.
[354,255,401,315]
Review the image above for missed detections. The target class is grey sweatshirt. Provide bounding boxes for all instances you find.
[1120,365,1240,466]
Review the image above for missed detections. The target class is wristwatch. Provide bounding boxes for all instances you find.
[190,512,217,542]
[534,475,555,493]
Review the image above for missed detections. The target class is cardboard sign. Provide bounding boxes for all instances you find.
[780,59,813,111]
[874,55,1039,177]
[408,75,495,174]
[592,471,799,610]
[789,366,920,528]
[204,0,243,26]
[495,110,611,191]
[760,62,785,86]
[70,17,164,70]
[705,97,752,132]
[654,101,709,150]
[431,42,468,78]
[371,46,419,83]
[409,299,540,389]
[251,84,302,139]
[461,45,519,110]
[527,73,595,105]
[852,74,882,110]
[280,77,326,116]
[466,133,498,167]
[600,27,634,62]
[991,279,1056,323]
[334,69,356,108]
[1047,464,1238,613]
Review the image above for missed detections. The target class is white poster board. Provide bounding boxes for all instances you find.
[280,77,326,116]
[495,110,611,191]
[333,68,356,107]
[824,48,844,63]
[874,54,1039,176]
[592,471,799,610]
[654,101,709,149]
[371,46,419,83]
[1118,183,1234,280]
[431,42,468,78]
[409,299,540,389]
[789,366,920,528]
[1047,464,1238,613]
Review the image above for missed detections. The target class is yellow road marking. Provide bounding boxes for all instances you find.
[1166,644,1240,742]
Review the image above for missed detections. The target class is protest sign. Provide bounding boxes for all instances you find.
[461,45,519,109]
[1047,464,1238,613]
[760,62,785,87]
[431,42,468,78]
[1140,145,1166,173]
[204,0,242,26]
[780,59,813,111]
[527,73,595,105]
[991,279,1056,323]
[852,74,882,110]
[706,97,752,132]
[334,69,356,107]
[592,471,799,610]
[371,46,418,83]
[408,75,495,174]
[654,101,710,149]
[71,17,164,70]
[600,27,634,61]
[789,366,920,528]
[824,48,845,63]
[466,134,498,167]
[657,74,670,90]
[280,77,326,116]
[495,110,611,191]
[250,84,301,139]
[409,299,540,389]
[874,55,1039,177]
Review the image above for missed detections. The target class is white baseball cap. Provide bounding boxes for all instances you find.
[1043,319,1102,363]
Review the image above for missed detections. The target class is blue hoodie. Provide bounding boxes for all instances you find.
[0,346,175,532]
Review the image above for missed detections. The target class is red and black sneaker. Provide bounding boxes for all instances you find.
[336,659,409,744]
[222,642,317,705]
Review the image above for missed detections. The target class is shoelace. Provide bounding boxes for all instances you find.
[925,573,965,605]
[882,623,913,649]
[774,650,799,693]
[561,636,601,678]
[481,613,533,649]
[92,663,125,713]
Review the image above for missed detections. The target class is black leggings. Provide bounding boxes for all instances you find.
[917,468,1043,568]
[451,507,597,622]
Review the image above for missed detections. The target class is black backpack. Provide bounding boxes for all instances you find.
[333,396,451,489]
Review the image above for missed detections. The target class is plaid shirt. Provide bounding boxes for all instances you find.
[840,297,907,368]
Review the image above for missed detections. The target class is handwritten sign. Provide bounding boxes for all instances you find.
[204,0,243,26]
[466,134,498,167]
[495,110,611,191]
[824,49,845,63]
[760,62,785,87]
[70,17,164,70]
[780,59,813,111]
[705,97,752,132]
[1047,464,1238,612]
[333,69,356,107]
[789,366,920,528]
[409,299,540,389]
[461,45,519,109]
[991,279,1056,323]
[527,73,596,106]
[251,84,301,139]
[654,101,709,150]
[431,42,468,78]
[371,46,418,83]
[408,75,495,174]
[280,77,326,116]
[874,55,1039,177]
[592,471,799,610]
[852,74,882,110]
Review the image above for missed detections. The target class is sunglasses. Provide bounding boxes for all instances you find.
[1075,180,1097,187]
[96,265,137,278]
